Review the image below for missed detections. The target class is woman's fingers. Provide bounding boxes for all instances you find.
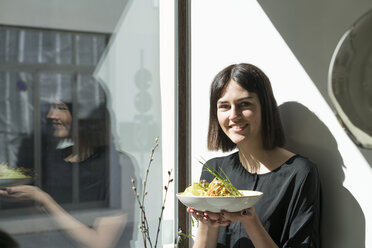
[0,187,23,202]
[187,208,231,226]
[0,185,39,201]
[187,208,209,224]
[204,211,224,223]
[0,187,8,196]
[220,208,255,222]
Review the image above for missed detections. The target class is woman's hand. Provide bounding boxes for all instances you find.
[186,207,256,226]
[187,208,231,227]
[0,185,49,204]
[220,207,256,223]
[187,208,227,248]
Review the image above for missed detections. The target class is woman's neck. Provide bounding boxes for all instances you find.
[64,146,95,163]
[238,147,268,174]
[238,146,294,174]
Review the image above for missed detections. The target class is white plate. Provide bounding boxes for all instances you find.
[329,9,372,148]
[0,177,33,187]
[177,190,263,213]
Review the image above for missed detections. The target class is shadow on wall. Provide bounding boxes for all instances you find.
[279,101,365,248]
[257,0,372,167]
[257,0,372,103]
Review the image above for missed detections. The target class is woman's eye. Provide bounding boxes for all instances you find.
[218,104,229,110]
[57,105,69,111]
[240,102,251,107]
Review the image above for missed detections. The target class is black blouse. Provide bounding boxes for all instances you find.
[200,152,320,248]
[42,146,108,205]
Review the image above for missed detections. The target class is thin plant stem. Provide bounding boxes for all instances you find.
[131,178,150,247]
[154,169,173,247]
[141,137,159,247]
[131,137,175,248]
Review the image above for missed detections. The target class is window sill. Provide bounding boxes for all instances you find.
[0,207,123,235]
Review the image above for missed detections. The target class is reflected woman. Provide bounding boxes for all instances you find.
[0,79,135,248]
[41,84,109,204]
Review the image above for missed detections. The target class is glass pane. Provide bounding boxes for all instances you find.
[20,30,42,64]
[0,0,173,247]
[95,1,170,246]
[0,27,20,62]
[57,32,73,65]
[75,34,106,66]
[40,31,58,64]
[0,71,33,168]
[40,31,73,64]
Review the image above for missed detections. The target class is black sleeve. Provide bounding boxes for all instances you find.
[283,163,320,248]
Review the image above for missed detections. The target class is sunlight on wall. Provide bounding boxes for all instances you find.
[191,0,372,246]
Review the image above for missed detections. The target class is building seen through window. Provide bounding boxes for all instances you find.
[0,25,112,210]
[0,25,137,247]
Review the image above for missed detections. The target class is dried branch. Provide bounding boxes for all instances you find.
[130,137,173,248]
[131,177,151,247]
[154,169,173,247]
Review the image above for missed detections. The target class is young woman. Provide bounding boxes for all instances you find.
[0,80,134,248]
[188,63,320,247]
[41,86,109,204]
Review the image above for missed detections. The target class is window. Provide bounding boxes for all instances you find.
[0,25,111,214]
[0,1,174,246]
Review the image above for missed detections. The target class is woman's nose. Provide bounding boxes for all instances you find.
[47,108,57,119]
[229,106,240,120]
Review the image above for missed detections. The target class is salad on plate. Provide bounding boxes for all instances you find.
[177,162,263,212]
[0,164,33,187]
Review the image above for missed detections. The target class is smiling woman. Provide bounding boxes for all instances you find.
[36,76,111,204]
[0,77,135,248]
[188,63,320,248]
[216,81,262,147]
[46,101,72,140]
[208,64,285,153]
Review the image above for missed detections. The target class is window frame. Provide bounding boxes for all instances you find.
[177,0,191,242]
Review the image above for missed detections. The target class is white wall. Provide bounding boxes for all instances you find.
[191,1,372,247]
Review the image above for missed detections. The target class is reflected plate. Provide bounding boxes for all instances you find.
[0,177,33,187]
[176,190,263,213]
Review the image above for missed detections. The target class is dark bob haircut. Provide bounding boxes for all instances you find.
[207,63,285,151]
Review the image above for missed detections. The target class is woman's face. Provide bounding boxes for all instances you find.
[46,101,72,139]
[217,80,262,147]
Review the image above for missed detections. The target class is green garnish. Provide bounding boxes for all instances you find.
[0,164,31,179]
[198,159,243,196]
[183,181,209,196]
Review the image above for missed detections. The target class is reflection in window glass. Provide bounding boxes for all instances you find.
[0,71,33,167]
[0,26,136,247]
[0,28,20,62]
[95,0,171,246]
[75,34,106,66]
[0,0,172,245]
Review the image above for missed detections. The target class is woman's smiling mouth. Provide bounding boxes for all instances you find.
[230,124,248,131]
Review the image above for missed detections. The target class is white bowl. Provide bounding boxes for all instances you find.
[177,190,263,213]
[0,177,33,187]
